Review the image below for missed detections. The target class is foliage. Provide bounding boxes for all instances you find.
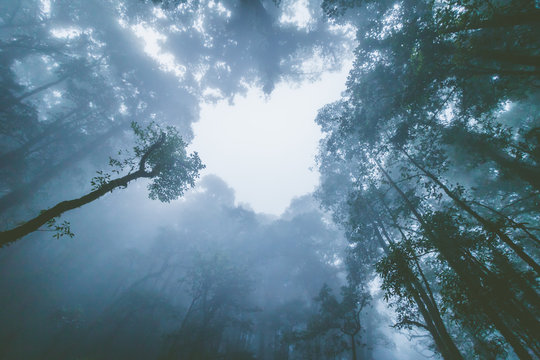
[0,121,204,245]
[131,121,205,202]
[46,217,75,239]
[316,0,540,359]
[287,282,371,359]
[161,253,255,359]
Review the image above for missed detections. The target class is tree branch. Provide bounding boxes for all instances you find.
[138,132,166,174]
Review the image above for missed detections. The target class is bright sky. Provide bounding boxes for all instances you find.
[190,67,350,215]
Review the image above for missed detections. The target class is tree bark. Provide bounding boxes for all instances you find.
[471,201,540,246]
[364,199,463,360]
[374,205,463,357]
[436,234,536,360]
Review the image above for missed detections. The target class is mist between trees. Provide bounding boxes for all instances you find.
[0,0,539,359]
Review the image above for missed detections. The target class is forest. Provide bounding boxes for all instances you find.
[0,0,538,359]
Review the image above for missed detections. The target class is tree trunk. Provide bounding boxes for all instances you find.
[10,73,70,104]
[0,130,166,246]
[0,123,126,214]
[471,201,540,246]
[402,150,540,274]
[375,158,536,359]
[350,334,357,360]
[0,169,150,247]
[374,208,465,359]
[370,204,463,359]
[436,235,536,360]
[487,149,540,191]
[443,127,540,191]
[369,214,464,360]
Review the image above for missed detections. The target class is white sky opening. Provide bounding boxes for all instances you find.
[122,6,353,215]
[190,65,351,215]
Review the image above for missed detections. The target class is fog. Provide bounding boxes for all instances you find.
[1,0,537,359]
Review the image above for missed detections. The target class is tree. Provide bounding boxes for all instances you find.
[0,122,204,246]
[162,252,255,360]
[315,1,540,358]
[288,282,370,360]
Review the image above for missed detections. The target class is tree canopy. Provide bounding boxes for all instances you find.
[316,0,539,358]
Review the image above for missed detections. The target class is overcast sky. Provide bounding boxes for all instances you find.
[190,66,350,215]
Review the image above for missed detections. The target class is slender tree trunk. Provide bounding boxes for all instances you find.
[375,208,465,359]
[396,154,540,348]
[374,158,536,359]
[443,128,540,190]
[489,151,540,191]
[401,150,540,274]
[373,198,442,310]
[369,217,463,360]
[2,55,102,112]
[350,334,357,360]
[437,238,535,360]
[0,169,151,246]
[375,209,438,311]
[10,74,70,104]
[471,201,540,246]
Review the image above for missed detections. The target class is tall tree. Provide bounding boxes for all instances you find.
[316,0,539,358]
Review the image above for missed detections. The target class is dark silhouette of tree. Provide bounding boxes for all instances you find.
[161,252,255,360]
[287,282,371,360]
[0,122,204,246]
